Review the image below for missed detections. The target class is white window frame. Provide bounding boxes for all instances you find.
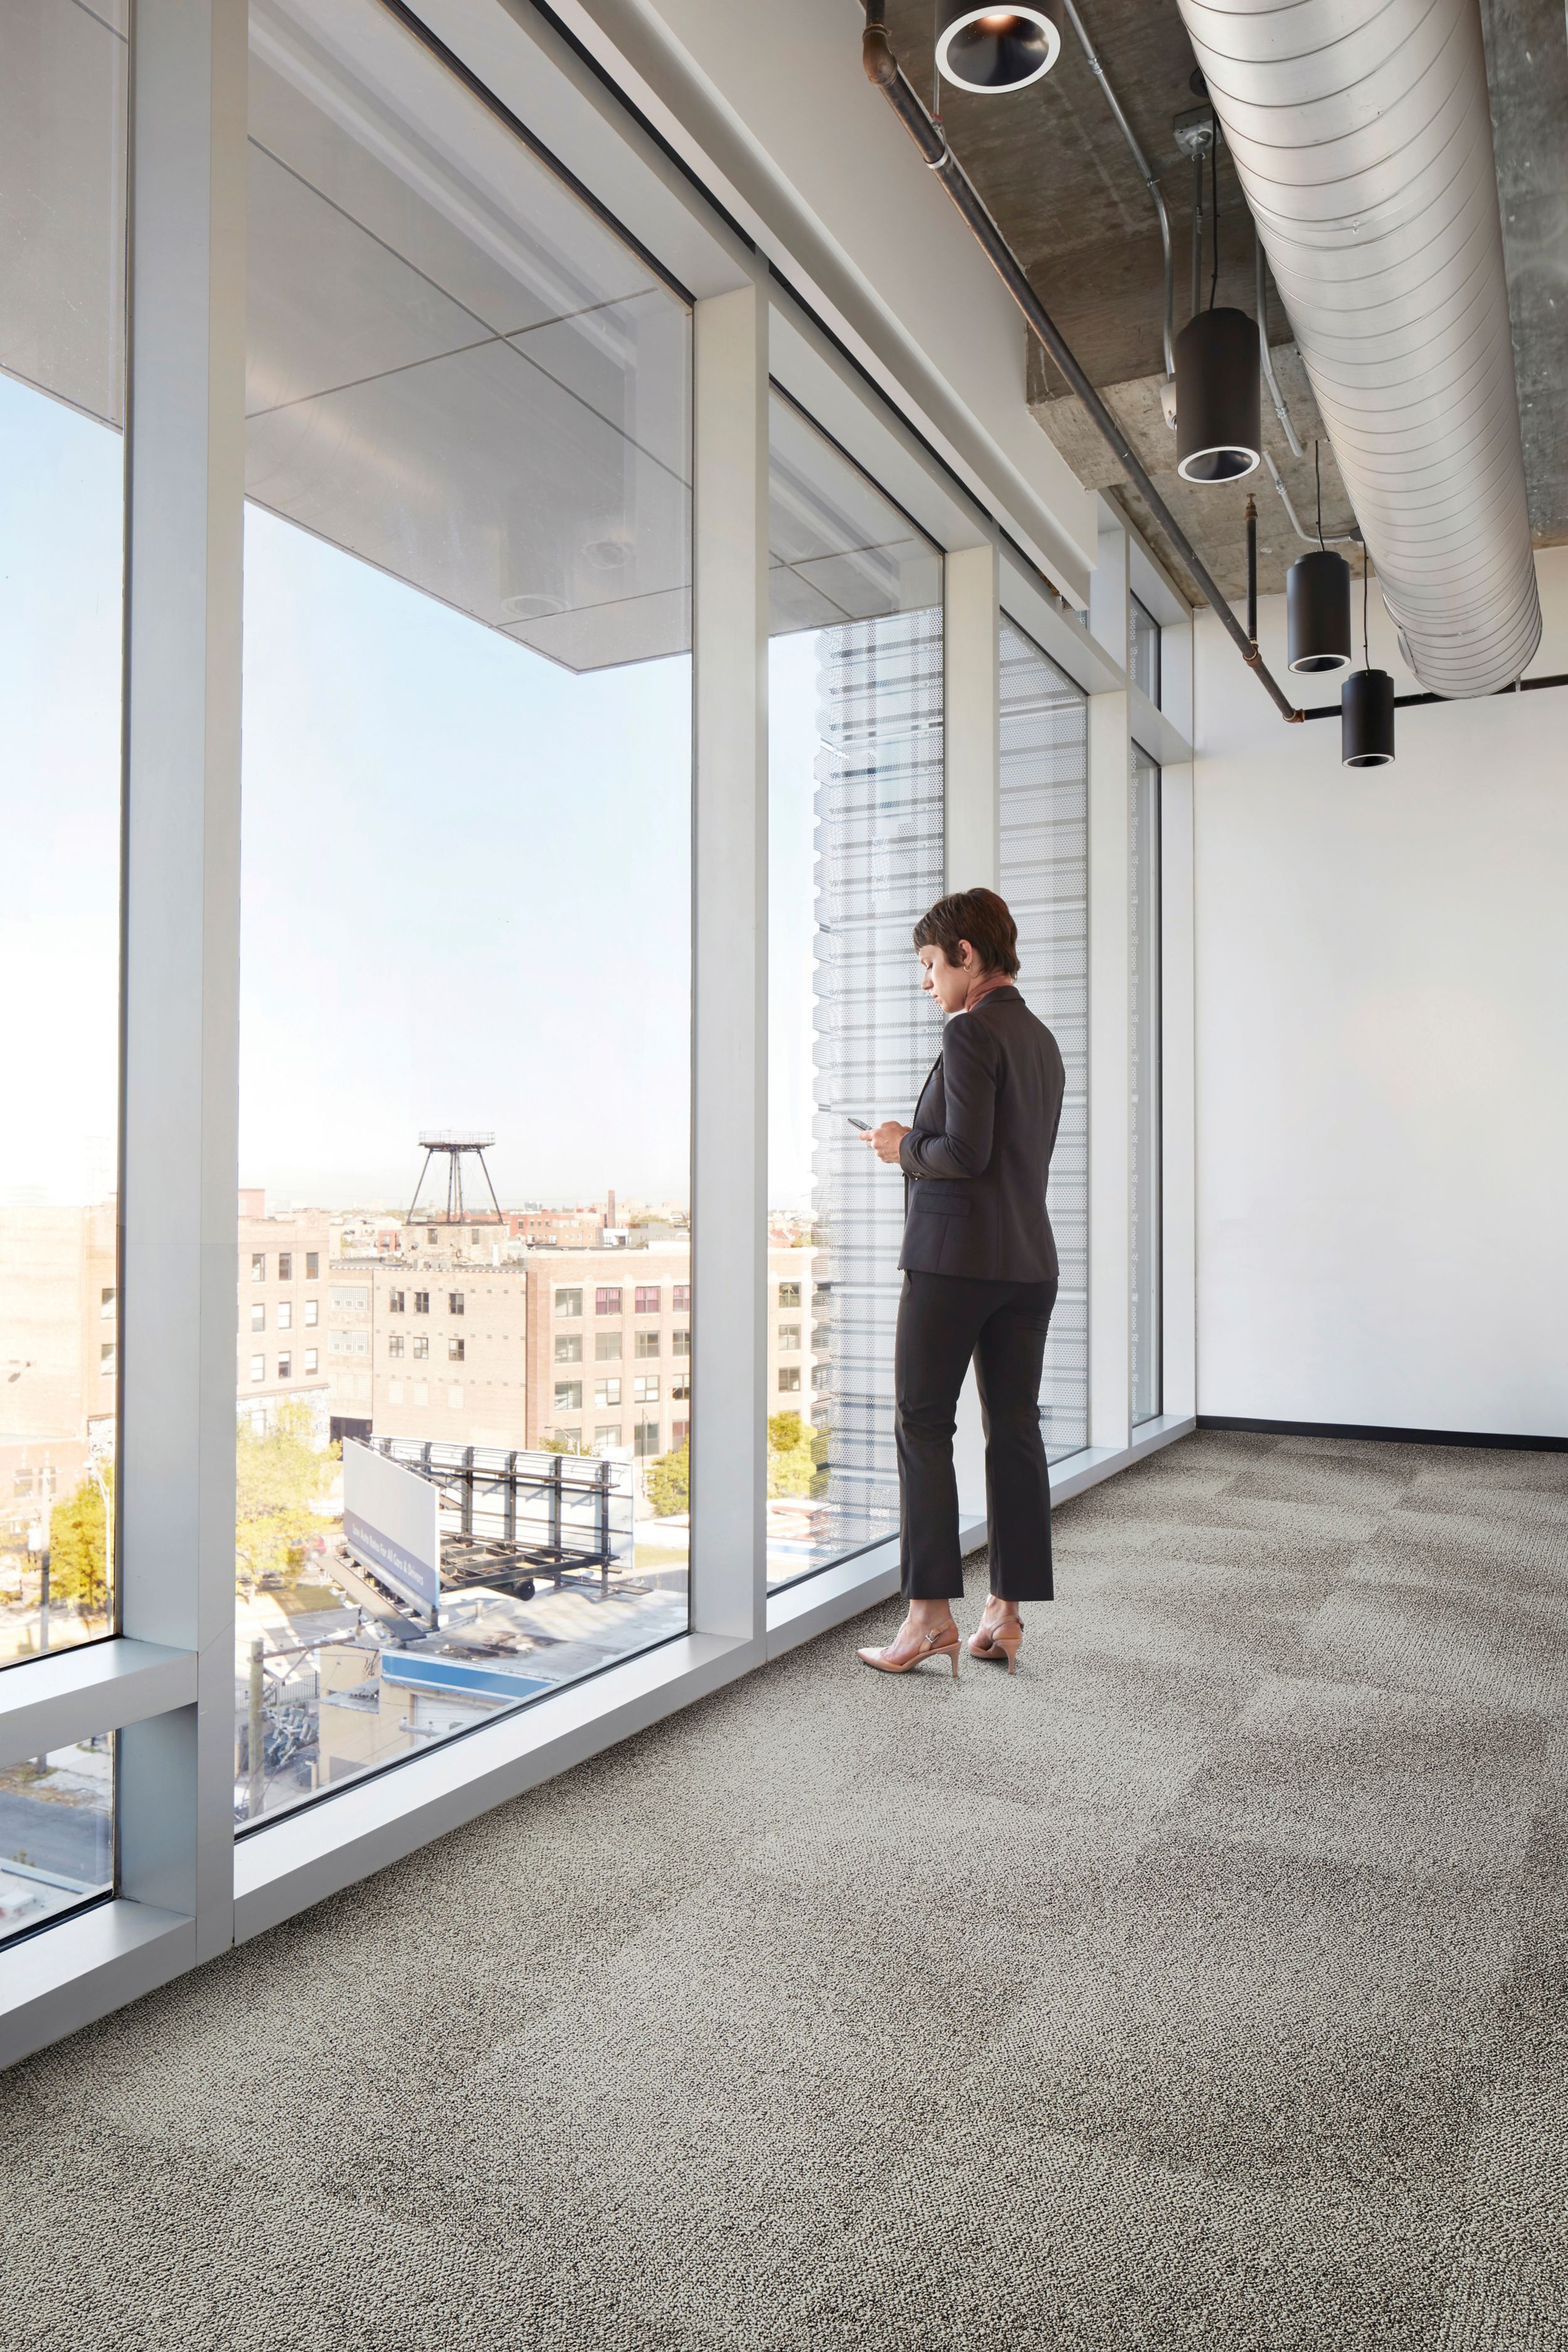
[0,0,1194,2071]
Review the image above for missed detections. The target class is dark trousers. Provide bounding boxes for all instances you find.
[894,1271,1057,1602]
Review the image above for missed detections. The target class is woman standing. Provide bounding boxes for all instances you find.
[857,888,1064,1678]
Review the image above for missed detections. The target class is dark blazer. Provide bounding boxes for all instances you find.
[896,986,1065,1281]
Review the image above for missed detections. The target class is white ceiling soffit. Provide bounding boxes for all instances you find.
[0,0,127,431]
[1177,0,1542,699]
[529,0,1098,605]
[248,0,694,673]
[767,389,943,637]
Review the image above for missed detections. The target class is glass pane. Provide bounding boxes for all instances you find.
[235,0,692,1826]
[0,1739,114,1945]
[999,616,1088,1461]
[766,396,943,1589]
[0,0,127,1668]
[1131,593,1161,704]
[1131,745,1162,1426]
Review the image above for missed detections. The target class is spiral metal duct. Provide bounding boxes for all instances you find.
[1174,0,1541,697]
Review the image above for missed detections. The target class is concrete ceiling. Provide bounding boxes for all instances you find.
[881,0,1568,607]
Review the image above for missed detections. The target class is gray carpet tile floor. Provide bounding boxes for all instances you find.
[3,1429,1567,2351]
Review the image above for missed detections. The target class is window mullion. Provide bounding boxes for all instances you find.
[117,0,248,1953]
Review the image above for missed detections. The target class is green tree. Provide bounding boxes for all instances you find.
[541,1432,593,1456]
[767,1411,815,1500]
[48,1467,113,1613]
[235,1401,339,1584]
[645,1437,689,1518]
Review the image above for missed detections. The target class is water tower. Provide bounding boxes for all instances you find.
[405,1132,505,1227]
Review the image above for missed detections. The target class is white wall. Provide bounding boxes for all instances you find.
[1192,544,1568,1439]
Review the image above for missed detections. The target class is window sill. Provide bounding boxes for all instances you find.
[0,1899,193,2072]
[0,1638,197,1769]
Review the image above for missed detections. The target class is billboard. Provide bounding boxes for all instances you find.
[342,1440,440,1621]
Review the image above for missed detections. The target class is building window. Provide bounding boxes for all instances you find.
[100,1287,117,1320]
[1001,613,1089,1461]
[777,1367,801,1393]
[812,1363,831,1392]
[633,1421,660,1459]
[1131,593,1162,706]
[672,1376,690,1402]
[250,1304,266,1333]
[595,1332,621,1360]
[304,1350,319,1375]
[1131,743,1162,1426]
[100,1344,117,1375]
[778,1323,800,1352]
[672,1284,690,1312]
[13,1471,33,1499]
[305,1299,319,1327]
[555,1334,582,1364]
[596,1379,622,1408]
[411,1336,428,1360]
[634,1285,659,1314]
[448,1336,465,1362]
[767,391,942,1592]
[251,1253,266,1283]
[596,1286,622,1316]
[250,1355,265,1383]
[277,1301,292,1331]
[633,1374,660,1404]
[593,1424,622,1451]
[634,1330,660,1359]
[388,1334,404,1357]
[278,1251,293,1282]
[671,1328,690,1357]
[671,1419,689,1447]
[277,1352,292,1380]
[388,1290,405,1313]
[230,0,694,1832]
[305,1252,319,1279]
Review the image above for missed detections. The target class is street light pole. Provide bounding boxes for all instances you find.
[247,1637,266,1821]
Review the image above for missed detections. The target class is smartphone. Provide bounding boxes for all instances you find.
[847,1116,872,1131]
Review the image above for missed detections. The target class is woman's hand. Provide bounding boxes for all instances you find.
[864,1120,910,1165]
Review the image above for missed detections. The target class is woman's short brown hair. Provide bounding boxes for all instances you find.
[912,887,1020,978]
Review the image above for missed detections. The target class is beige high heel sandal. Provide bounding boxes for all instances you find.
[969,1615,1024,1673]
[857,1625,961,1678]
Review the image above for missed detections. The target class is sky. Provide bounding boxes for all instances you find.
[3,370,825,1216]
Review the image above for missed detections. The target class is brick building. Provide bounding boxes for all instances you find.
[236,1195,333,1438]
[319,1237,826,1463]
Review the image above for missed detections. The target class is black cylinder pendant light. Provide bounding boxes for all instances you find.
[1173,307,1260,482]
[935,3,1064,93]
[1287,549,1353,672]
[1341,667,1395,767]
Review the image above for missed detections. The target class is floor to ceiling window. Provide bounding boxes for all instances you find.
[1130,592,1162,706]
[235,0,692,1825]
[766,395,943,1587]
[1130,741,1162,1426]
[999,615,1089,1461]
[0,0,126,1711]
